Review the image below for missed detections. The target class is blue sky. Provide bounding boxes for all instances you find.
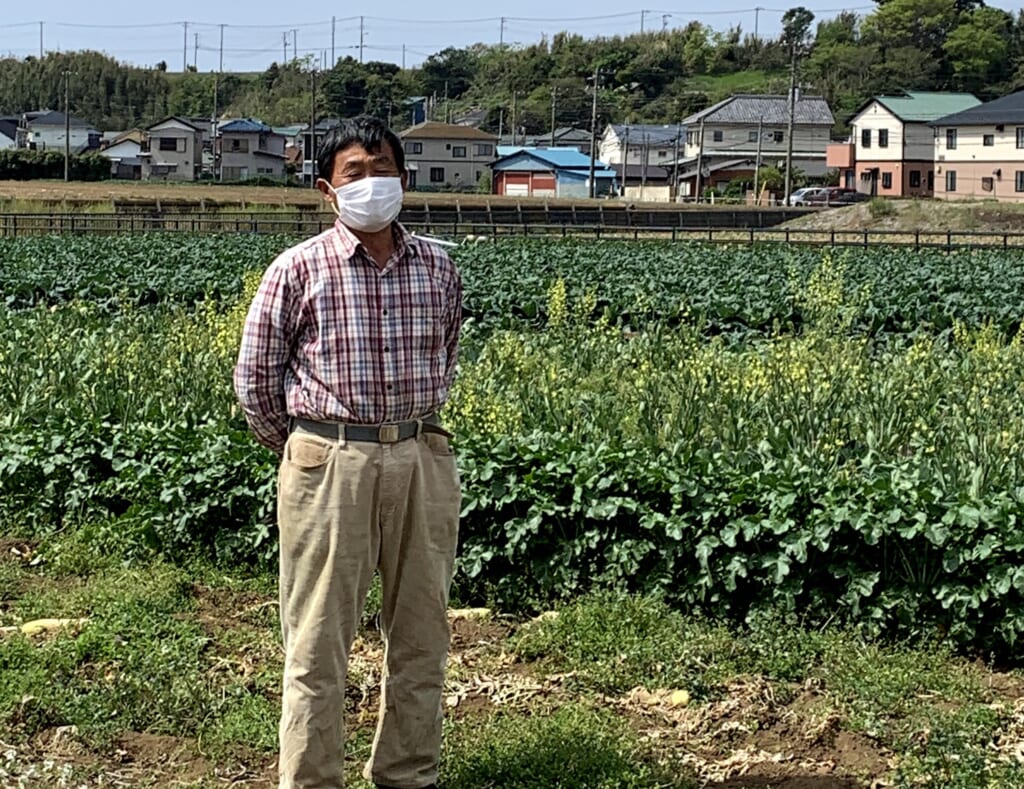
[2,2,1022,72]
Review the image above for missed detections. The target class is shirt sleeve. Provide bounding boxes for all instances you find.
[233,255,299,453]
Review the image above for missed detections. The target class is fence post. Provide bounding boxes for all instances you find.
[947,230,952,251]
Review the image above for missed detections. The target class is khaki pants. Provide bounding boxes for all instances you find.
[276,425,461,789]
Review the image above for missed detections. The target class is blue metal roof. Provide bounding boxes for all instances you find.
[219,118,273,134]
[492,146,615,175]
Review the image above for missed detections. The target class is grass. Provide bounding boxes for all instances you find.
[0,531,1022,787]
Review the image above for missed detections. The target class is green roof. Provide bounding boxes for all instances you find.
[873,91,981,122]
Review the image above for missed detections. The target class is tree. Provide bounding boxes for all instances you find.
[944,7,1014,93]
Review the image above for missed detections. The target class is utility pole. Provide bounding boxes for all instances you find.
[623,125,630,195]
[499,17,506,46]
[671,122,681,202]
[182,22,188,72]
[753,116,764,204]
[694,117,705,202]
[331,16,336,66]
[497,108,504,141]
[63,70,70,182]
[754,7,763,40]
[359,17,365,63]
[402,44,406,70]
[641,132,649,200]
[662,14,671,33]
[194,33,199,70]
[640,9,647,33]
[550,86,558,147]
[784,58,797,205]
[213,71,219,181]
[292,29,298,61]
[39,22,43,59]
[510,91,517,145]
[283,32,288,63]
[218,24,225,74]
[587,66,600,198]
[310,68,318,188]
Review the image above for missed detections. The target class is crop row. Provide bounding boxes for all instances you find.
[2,279,1024,656]
[4,235,1024,337]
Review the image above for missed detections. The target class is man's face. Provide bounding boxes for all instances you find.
[317,141,407,199]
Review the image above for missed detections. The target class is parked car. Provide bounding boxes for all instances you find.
[804,187,857,206]
[828,190,870,206]
[789,187,827,206]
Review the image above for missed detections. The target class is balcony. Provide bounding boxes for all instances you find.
[826,143,855,169]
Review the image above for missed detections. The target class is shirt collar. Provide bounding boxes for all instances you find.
[333,218,418,268]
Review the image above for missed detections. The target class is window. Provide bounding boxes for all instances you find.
[861,128,871,148]
[429,167,445,183]
[909,170,921,188]
[984,134,995,147]
[772,131,784,143]
[712,130,723,142]
[229,138,249,153]
[452,146,467,158]
[407,141,423,154]
[158,137,185,152]
[657,150,667,158]
[475,170,481,181]
[257,167,274,175]
[748,130,759,142]
[1017,128,1024,149]
[878,129,889,148]
[946,170,957,192]
[686,131,697,145]
[881,172,892,189]
[982,177,994,192]
[473,143,492,156]
[1016,171,1024,192]
[946,129,957,150]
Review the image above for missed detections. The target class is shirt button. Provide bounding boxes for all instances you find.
[383,346,390,352]
[387,384,393,391]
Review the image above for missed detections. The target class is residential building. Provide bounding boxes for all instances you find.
[490,146,617,198]
[598,124,685,169]
[500,127,594,155]
[0,118,17,150]
[399,121,498,190]
[931,91,1024,202]
[141,117,202,182]
[828,91,980,197]
[98,130,144,179]
[21,110,101,154]
[218,119,287,182]
[301,118,341,185]
[674,93,834,198]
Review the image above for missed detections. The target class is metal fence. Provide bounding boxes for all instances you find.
[2,211,1024,250]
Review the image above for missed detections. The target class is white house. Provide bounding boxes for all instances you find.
[22,111,101,154]
[99,130,144,179]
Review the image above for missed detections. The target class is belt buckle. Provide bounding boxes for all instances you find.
[378,424,400,443]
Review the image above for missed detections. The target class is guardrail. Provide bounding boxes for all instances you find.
[1,212,1024,250]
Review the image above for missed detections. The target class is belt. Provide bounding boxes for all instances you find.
[289,414,450,444]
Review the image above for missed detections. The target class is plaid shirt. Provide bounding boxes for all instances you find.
[233,220,462,452]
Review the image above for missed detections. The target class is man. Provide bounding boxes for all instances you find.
[234,115,462,789]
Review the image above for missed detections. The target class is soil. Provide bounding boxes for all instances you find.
[2,580,1017,788]
[781,198,1024,235]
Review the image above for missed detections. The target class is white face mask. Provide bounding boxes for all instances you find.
[325,176,404,233]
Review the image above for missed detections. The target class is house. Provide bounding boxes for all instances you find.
[827,91,981,197]
[598,124,685,169]
[399,122,498,190]
[141,117,202,182]
[930,91,1024,202]
[98,130,144,179]
[673,93,834,199]
[21,110,101,154]
[500,126,594,155]
[0,118,17,151]
[490,146,617,198]
[218,119,287,182]
[302,118,341,185]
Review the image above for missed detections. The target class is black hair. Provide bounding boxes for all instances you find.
[315,115,405,181]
